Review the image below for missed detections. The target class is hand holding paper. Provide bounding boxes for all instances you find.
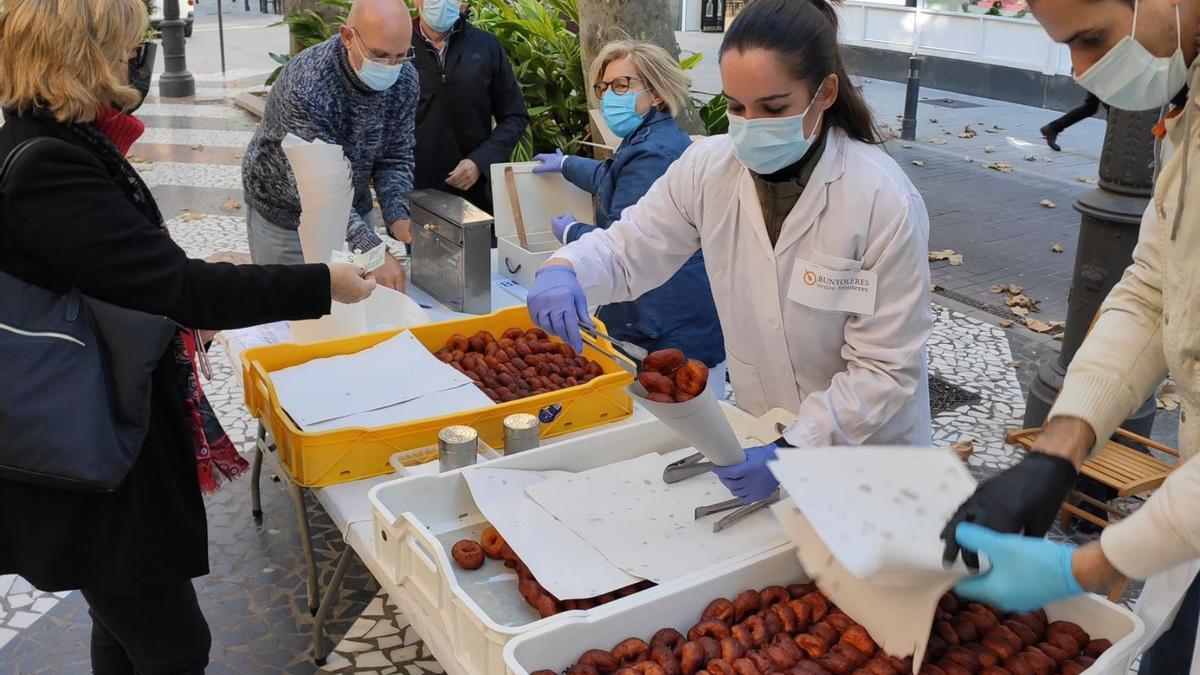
[328,262,376,304]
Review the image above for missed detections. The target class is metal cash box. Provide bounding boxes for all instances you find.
[408,189,493,315]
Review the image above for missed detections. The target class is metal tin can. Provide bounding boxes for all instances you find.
[439,425,478,472]
[502,413,541,456]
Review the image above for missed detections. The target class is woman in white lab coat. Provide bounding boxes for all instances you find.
[527,0,933,502]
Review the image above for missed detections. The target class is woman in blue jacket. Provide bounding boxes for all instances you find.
[533,40,727,393]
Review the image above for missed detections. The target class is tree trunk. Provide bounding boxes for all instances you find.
[577,0,703,135]
[283,0,344,56]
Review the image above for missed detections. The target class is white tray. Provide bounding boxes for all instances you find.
[368,403,795,675]
[504,546,1145,675]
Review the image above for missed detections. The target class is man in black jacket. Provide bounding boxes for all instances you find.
[412,0,529,214]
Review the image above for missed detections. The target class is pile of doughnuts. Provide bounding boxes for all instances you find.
[637,348,709,403]
[435,328,606,403]
[451,526,655,619]
[532,587,1112,675]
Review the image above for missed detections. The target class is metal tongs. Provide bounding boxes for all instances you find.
[695,490,782,533]
[578,323,647,375]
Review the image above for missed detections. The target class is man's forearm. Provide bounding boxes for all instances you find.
[1032,416,1097,470]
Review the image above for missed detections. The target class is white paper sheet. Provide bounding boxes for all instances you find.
[270,331,476,428]
[303,382,495,433]
[464,468,641,600]
[525,451,784,583]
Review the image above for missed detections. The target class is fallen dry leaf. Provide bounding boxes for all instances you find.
[988,285,1007,294]
[1043,156,1054,164]
[929,249,965,266]
[901,143,913,149]
[929,117,940,123]
[1007,360,1021,369]
[999,319,1015,328]
[882,129,900,141]
[912,160,926,167]
[1041,199,1057,209]
[1024,154,1038,162]
[1075,176,1098,184]
[952,438,975,461]
[931,283,945,292]
[929,139,948,145]
[1007,284,1023,295]
[127,155,153,164]
[191,144,204,151]
[943,129,952,135]
[1054,334,1064,341]
[1051,243,1065,253]
[1007,294,1041,311]
[984,161,1014,173]
[958,124,977,139]
[964,156,974,163]
[178,213,205,223]
[983,145,997,153]
[221,198,241,212]
[1011,306,1030,318]
[1025,318,1055,333]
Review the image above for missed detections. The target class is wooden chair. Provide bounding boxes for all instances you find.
[1005,426,1180,602]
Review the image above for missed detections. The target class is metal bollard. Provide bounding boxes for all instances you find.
[901,56,923,141]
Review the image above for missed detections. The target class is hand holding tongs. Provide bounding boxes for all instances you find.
[578,322,647,375]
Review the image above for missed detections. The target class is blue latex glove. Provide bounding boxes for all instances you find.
[952,522,1083,612]
[532,149,566,173]
[551,213,578,243]
[712,443,780,504]
[527,265,594,353]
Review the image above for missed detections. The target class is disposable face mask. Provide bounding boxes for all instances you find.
[601,89,649,138]
[422,0,462,34]
[1075,1,1187,111]
[352,37,404,92]
[727,89,823,175]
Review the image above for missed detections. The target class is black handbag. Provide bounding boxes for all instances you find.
[0,138,178,491]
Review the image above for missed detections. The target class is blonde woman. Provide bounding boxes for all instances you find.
[532,41,726,393]
[0,1,373,671]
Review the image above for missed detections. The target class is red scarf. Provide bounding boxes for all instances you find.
[93,106,145,155]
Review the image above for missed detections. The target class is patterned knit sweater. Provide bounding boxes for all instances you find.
[241,36,419,252]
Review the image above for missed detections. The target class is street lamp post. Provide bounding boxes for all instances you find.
[1023,106,1160,434]
[158,0,196,98]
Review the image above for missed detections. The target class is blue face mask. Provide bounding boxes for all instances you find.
[726,91,822,174]
[601,89,648,138]
[351,35,403,92]
[422,0,462,34]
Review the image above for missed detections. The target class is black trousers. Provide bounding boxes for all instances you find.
[1044,93,1103,134]
[82,580,211,675]
[1140,571,1200,675]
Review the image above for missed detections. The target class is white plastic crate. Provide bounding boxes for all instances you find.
[368,403,796,675]
[504,545,1145,675]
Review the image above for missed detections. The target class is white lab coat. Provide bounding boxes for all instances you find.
[556,130,933,448]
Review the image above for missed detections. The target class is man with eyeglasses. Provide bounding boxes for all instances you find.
[241,0,417,291]
[410,0,528,214]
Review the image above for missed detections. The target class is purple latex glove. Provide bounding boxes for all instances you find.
[551,213,578,243]
[527,265,594,353]
[532,149,566,173]
[712,442,780,503]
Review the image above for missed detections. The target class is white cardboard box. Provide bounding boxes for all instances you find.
[492,162,594,289]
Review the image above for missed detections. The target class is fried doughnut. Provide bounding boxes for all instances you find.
[531,670,557,675]
[1046,622,1090,650]
[1003,614,1042,641]
[517,578,542,603]
[652,649,683,675]
[1084,638,1112,658]
[480,526,505,559]
[446,334,470,352]
[760,609,785,638]
[839,626,876,656]
[935,663,971,675]
[769,602,798,633]
[979,668,1013,675]
[1004,653,1050,675]
[652,629,687,655]
[689,619,732,642]
[743,615,772,646]
[795,633,829,659]
[771,633,804,662]
[734,657,763,675]
[860,658,899,675]
[831,643,868,668]
[793,663,834,675]
[983,625,1021,660]
[760,585,791,608]
[764,643,798,670]
[1003,620,1037,647]
[925,635,948,663]
[917,666,947,675]
[706,659,736,675]
[734,590,763,621]
[674,392,696,403]
[744,651,773,675]
[648,392,675,403]
[939,646,979,672]
[568,665,601,675]
[680,642,707,675]
[934,621,960,647]
[675,360,709,396]
[525,328,549,341]
[787,600,813,631]
[960,610,999,634]
[1046,633,1080,657]
[450,540,485,570]
[626,660,667,675]
[811,622,839,646]
[1032,643,1066,666]
[800,592,830,623]
[702,598,736,623]
[949,616,978,644]
[579,649,621,673]
[1073,655,1095,668]
[1021,648,1055,675]
[613,639,651,665]
[824,612,854,634]
[789,582,818,599]
[719,637,746,663]
[964,643,1000,667]
[816,652,854,675]
[698,637,723,664]
[938,594,960,614]
[1057,662,1086,675]
[643,349,686,375]
[533,594,558,618]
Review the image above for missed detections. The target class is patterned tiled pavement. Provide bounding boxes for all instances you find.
[0,35,1170,675]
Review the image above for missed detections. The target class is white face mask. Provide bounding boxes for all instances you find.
[1075,0,1187,111]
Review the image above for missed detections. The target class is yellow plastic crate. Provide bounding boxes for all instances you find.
[241,306,634,487]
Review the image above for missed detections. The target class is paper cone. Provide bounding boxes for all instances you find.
[630,382,747,466]
[290,300,368,344]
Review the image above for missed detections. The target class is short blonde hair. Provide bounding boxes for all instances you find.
[0,0,148,123]
[590,41,692,118]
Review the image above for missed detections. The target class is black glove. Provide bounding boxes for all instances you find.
[941,452,1078,569]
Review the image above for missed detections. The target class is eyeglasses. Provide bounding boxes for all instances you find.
[351,27,416,66]
[129,41,152,69]
[593,76,645,98]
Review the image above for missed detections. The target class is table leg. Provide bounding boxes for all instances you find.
[312,544,354,667]
[251,424,266,521]
[287,477,321,615]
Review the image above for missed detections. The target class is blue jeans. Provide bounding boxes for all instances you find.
[1140,571,1200,674]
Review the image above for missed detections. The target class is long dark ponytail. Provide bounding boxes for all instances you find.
[720,0,881,145]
